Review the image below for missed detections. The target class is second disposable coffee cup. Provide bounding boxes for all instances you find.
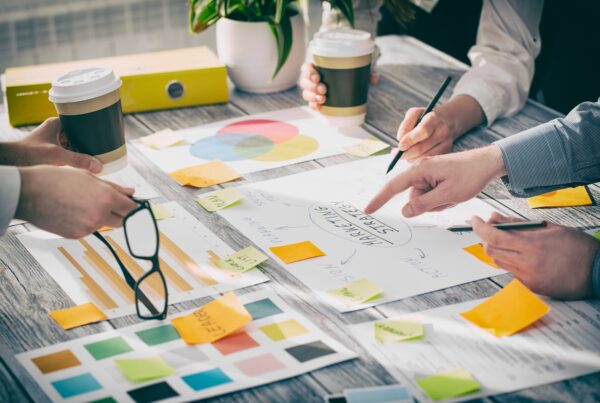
[310,29,375,127]
[49,67,126,174]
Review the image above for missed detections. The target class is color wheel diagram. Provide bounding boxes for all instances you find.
[190,119,320,162]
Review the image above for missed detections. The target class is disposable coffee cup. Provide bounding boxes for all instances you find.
[49,67,126,174]
[310,29,375,127]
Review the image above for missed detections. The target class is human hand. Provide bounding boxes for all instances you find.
[300,63,378,111]
[365,145,505,217]
[0,118,102,173]
[396,95,486,161]
[472,212,599,299]
[16,166,137,239]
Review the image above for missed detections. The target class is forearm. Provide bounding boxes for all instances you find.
[434,95,486,140]
[0,142,20,166]
[0,166,22,235]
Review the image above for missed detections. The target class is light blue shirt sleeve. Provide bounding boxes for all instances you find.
[495,98,600,197]
[0,165,21,235]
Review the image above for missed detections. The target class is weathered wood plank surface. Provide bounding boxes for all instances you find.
[1,35,598,402]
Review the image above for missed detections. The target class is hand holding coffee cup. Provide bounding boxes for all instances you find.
[49,67,127,174]
[306,29,375,127]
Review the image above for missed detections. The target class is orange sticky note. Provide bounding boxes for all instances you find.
[168,161,240,188]
[98,226,112,232]
[269,241,325,264]
[527,186,592,208]
[49,303,108,330]
[460,279,550,337]
[171,292,252,344]
[463,243,498,268]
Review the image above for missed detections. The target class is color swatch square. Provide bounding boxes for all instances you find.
[32,349,81,374]
[127,381,179,403]
[244,298,283,320]
[212,331,260,355]
[136,325,181,346]
[84,336,133,360]
[260,319,309,341]
[344,385,412,403]
[182,368,233,391]
[234,353,286,376]
[162,346,209,368]
[89,398,117,403]
[51,373,102,398]
[285,340,336,363]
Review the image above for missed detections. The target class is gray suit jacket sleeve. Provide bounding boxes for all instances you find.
[0,166,21,235]
[495,98,600,198]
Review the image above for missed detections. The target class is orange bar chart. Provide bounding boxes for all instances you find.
[160,231,218,286]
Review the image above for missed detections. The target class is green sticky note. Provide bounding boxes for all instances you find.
[115,356,176,382]
[136,324,181,346]
[328,278,383,306]
[416,368,481,400]
[374,320,424,343]
[594,230,600,241]
[197,187,243,212]
[84,337,133,360]
[217,246,268,273]
[151,204,174,221]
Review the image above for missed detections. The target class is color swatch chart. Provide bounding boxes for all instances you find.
[17,291,356,402]
[17,202,268,318]
[133,107,371,175]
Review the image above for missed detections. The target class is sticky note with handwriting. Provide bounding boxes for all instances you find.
[115,356,176,382]
[169,161,240,188]
[463,243,498,268]
[217,246,268,274]
[328,278,383,306]
[49,303,107,330]
[374,320,424,343]
[460,279,550,337]
[171,292,252,344]
[140,129,183,150]
[269,241,325,264]
[416,368,480,400]
[345,139,390,157]
[527,186,592,208]
[197,187,243,212]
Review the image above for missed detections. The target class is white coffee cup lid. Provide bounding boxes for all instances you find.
[49,67,122,103]
[310,29,374,58]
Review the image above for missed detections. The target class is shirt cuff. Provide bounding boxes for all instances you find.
[453,76,502,127]
[0,166,21,235]
[592,248,600,299]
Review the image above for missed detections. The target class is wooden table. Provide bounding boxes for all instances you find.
[1,36,598,402]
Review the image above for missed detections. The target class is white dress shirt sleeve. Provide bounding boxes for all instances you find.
[0,166,21,235]
[452,0,544,126]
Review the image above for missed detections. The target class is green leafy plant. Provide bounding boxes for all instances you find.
[189,0,355,78]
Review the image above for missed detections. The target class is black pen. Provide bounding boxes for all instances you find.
[386,76,452,174]
[447,220,546,232]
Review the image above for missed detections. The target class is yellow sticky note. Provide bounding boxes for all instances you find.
[169,161,240,188]
[151,204,174,221]
[328,278,383,306]
[140,129,183,149]
[217,246,268,273]
[527,186,592,208]
[269,241,325,264]
[374,320,424,343]
[416,368,481,400]
[197,187,243,212]
[171,292,252,344]
[115,356,176,382]
[345,138,390,157]
[463,243,498,268]
[460,279,550,337]
[260,319,309,341]
[49,303,107,330]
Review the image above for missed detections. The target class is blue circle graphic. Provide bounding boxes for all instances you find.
[190,133,274,161]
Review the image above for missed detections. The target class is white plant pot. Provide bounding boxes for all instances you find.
[216,14,306,94]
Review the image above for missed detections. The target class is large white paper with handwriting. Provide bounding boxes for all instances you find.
[219,156,505,312]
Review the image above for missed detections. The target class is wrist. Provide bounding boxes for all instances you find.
[15,166,36,220]
[477,144,506,180]
[0,142,22,166]
[434,95,486,141]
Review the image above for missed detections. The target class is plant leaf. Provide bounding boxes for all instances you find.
[189,0,221,33]
[268,15,293,79]
[328,0,354,27]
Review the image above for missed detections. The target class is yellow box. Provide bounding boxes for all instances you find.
[4,47,228,127]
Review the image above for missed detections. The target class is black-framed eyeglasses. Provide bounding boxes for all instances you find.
[93,197,169,320]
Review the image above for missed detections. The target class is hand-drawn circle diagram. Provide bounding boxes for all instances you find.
[308,201,412,247]
[190,119,319,162]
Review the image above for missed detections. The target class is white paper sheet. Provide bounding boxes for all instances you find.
[17,290,357,402]
[218,155,505,312]
[132,107,372,175]
[101,165,159,200]
[350,298,600,402]
[18,202,268,318]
